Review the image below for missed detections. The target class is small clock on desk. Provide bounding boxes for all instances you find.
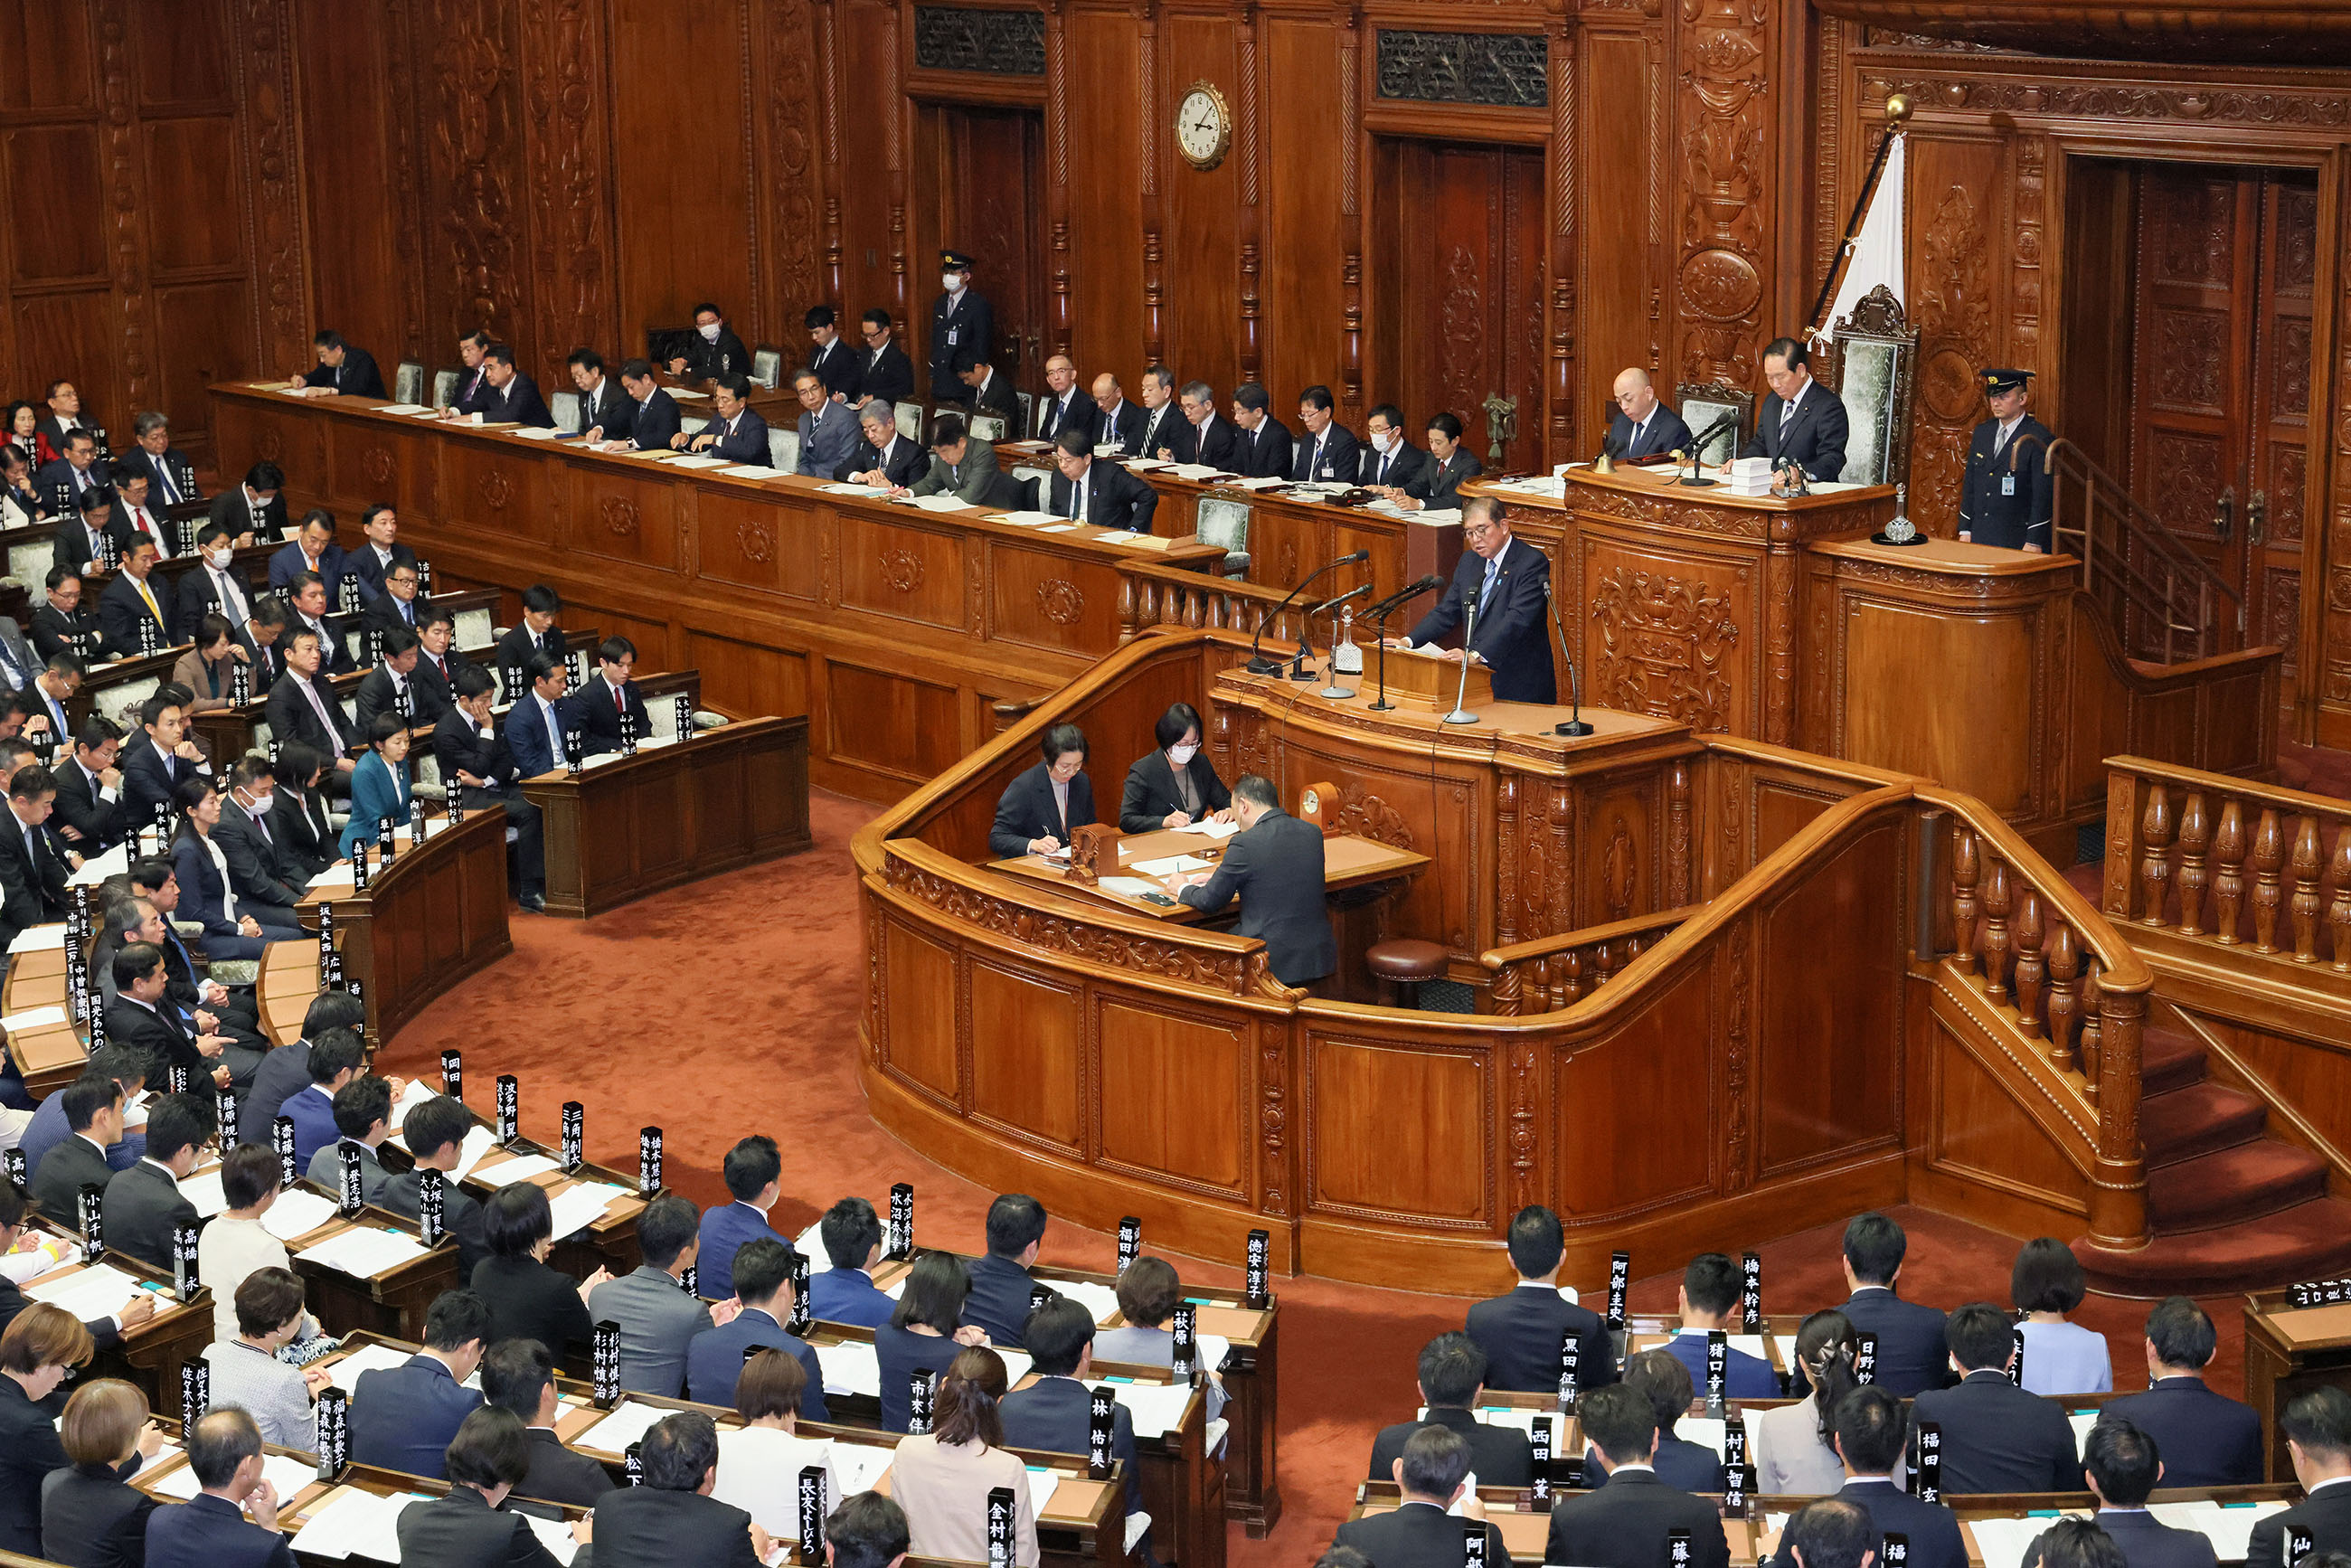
[1175,82,1232,172]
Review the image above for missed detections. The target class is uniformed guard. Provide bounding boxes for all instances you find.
[929,249,996,405]
[1958,367,2054,553]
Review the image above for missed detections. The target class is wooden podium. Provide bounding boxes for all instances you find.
[1362,645,1494,710]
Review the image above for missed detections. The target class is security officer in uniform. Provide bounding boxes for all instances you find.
[929,249,996,405]
[1958,368,2054,553]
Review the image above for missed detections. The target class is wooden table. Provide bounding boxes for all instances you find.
[2,940,90,1099]
[520,713,812,917]
[2242,1288,2351,1480]
[987,826,1424,925]
[16,1242,215,1420]
[287,1206,461,1343]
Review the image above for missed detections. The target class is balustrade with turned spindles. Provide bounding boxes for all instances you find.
[1950,824,2101,1100]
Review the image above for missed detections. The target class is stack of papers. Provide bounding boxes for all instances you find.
[1233,477,1289,492]
[68,845,127,887]
[6,924,65,954]
[1168,464,1227,481]
[1123,458,1171,471]
[668,455,729,469]
[178,1167,231,1219]
[583,735,678,769]
[1969,1516,2084,1568]
[2145,1500,2289,1560]
[289,1488,433,1559]
[720,465,786,478]
[480,1153,561,1186]
[1036,523,1081,534]
[1130,855,1209,877]
[1097,877,1164,899]
[308,864,356,891]
[1024,1467,1061,1516]
[1051,1280,1126,1324]
[260,1187,339,1242]
[374,404,431,416]
[324,1341,417,1393]
[996,511,1060,527]
[1171,818,1241,840]
[817,482,889,496]
[0,1004,67,1032]
[1094,531,1152,544]
[547,1181,626,1240]
[153,1450,318,1503]
[510,428,565,441]
[24,1266,153,1319]
[387,1123,496,1185]
[911,496,978,513]
[834,1443,894,1497]
[297,1227,430,1278]
[521,1512,584,1564]
[1416,507,1463,524]
[818,1339,883,1398]
[576,1400,677,1453]
[1091,1380,1193,1439]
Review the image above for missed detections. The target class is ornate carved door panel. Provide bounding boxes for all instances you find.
[932,107,1045,393]
[2251,175,2316,707]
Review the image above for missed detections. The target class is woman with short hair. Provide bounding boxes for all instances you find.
[40,1377,165,1568]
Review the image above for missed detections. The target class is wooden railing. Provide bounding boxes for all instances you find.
[1118,560,1322,647]
[2045,439,2242,663]
[2103,757,2351,968]
[1483,906,1699,1015]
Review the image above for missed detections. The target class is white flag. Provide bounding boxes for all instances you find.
[1813,131,1906,345]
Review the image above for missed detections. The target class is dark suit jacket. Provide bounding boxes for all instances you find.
[1236,417,1294,479]
[231,624,286,696]
[1362,439,1431,492]
[50,515,111,580]
[1332,1499,1509,1568]
[861,343,916,408]
[240,1041,312,1145]
[2095,1377,2264,1488]
[0,808,71,939]
[378,1169,491,1279]
[97,571,174,656]
[1653,1433,1721,1493]
[1544,1469,1733,1568]
[360,590,426,643]
[1910,1369,2082,1493]
[836,433,927,488]
[1094,400,1144,452]
[297,604,357,669]
[967,369,1020,423]
[346,541,420,604]
[1405,537,1556,704]
[1291,422,1363,484]
[1194,415,1244,471]
[962,1252,1040,1349]
[436,712,526,795]
[35,458,107,518]
[1466,1283,1619,1393]
[1003,1375,1142,1513]
[684,1308,828,1419]
[2248,1482,2351,1568]
[484,373,555,429]
[1131,403,1185,460]
[572,673,652,757]
[1738,383,1850,483]
[505,694,573,779]
[471,1254,595,1367]
[679,326,752,383]
[808,339,861,402]
[264,670,353,756]
[1838,1287,1950,1397]
[988,761,1097,861]
[1763,1479,1967,1568]
[109,992,210,1092]
[628,390,682,450]
[31,604,106,664]
[1367,1404,1534,1488]
[448,364,496,417]
[269,785,336,878]
[495,624,566,685]
[570,377,635,441]
[213,798,304,908]
[99,1159,197,1270]
[175,562,260,644]
[352,665,430,735]
[52,757,127,851]
[41,1458,159,1568]
[1046,461,1158,534]
[1176,808,1336,987]
[303,347,388,400]
[31,1134,115,1234]
[348,1354,486,1480]
[120,445,202,508]
[693,407,771,463]
[267,539,346,598]
[1119,749,1232,833]
[1034,389,1099,445]
[208,486,289,543]
[1608,404,1695,461]
[392,1485,571,1568]
[1,1378,69,1552]
[1407,450,1483,508]
[119,734,201,831]
[2091,1508,2219,1568]
[515,1426,615,1508]
[592,1486,759,1566]
[142,1490,296,1567]
[929,290,995,387]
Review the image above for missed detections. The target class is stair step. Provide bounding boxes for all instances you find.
[2147,1139,2328,1231]
[2080,1196,2351,1298]
[2139,1082,2268,1167]
[2140,1025,2208,1096]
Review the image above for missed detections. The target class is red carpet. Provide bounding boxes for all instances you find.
[374,789,2250,1568]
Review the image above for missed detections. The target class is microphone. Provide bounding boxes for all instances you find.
[1248,549,1372,675]
[1541,571,1593,737]
[1674,410,1738,489]
[1364,573,1440,620]
[1322,581,1374,612]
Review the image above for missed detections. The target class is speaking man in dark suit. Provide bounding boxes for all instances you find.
[297,331,387,399]
[1359,403,1430,491]
[1390,497,1555,704]
[478,1337,614,1507]
[124,411,202,510]
[600,358,677,451]
[855,308,917,409]
[1003,1297,1145,1520]
[2249,1385,2351,1567]
[347,1289,491,1480]
[962,1193,1047,1349]
[1330,1425,1508,1568]
[928,250,993,402]
[99,1091,206,1269]
[1735,336,1848,483]
[1046,429,1158,533]
[838,402,928,489]
[1290,386,1361,484]
[565,346,634,442]
[1608,368,1695,460]
[676,374,770,462]
[467,345,553,428]
[989,722,1096,859]
[208,461,288,543]
[1466,1203,1619,1393]
[140,1409,297,1568]
[2083,1421,2218,1568]
[805,305,862,402]
[573,636,653,758]
[1545,1383,1731,1568]
[1091,373,1144,452]
[1367,1332,1534,1488]
[1034,355,1097,445]
[590,1409,770,1565]
[1832,1211,1950,1396]
[2095,1297,2262,1488]
[1166,773,1336,988]
[1910,1302,2083,1493]
[1230,384,1293,478]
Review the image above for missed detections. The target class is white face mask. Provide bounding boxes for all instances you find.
[698,322,722,343]
[942,272,962,293]
[247,791,274,815]
[1168,743,1198,766]
[205,546,234,569]
[1375,430,1400,455]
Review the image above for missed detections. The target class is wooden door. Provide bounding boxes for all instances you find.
[1374,140,1546,475]
[945,109,1044,394]
[2249,176,2318,706]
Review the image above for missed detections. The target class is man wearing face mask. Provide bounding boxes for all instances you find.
[1358,405,1430,492]
[929,250,995,403]
[669,301,751,383]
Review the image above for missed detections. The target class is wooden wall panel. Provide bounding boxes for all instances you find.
[150,280,254,434]
[882,919,961,1101]
[1157,14,1239,391]
[1259,16,1343,408]
[1097,1003,1247,1195]
[1900,136,2006,539]
[141,119,243,273]
[1552,959,1716,1220]
[968,960,1084,1152]
[1928,1019,2087,1214]
[416,0,529,355]
[7,128,108,282]
[610,0,752,358]
[0,6,95,113]
[1308,1034,1489,1224]
[1064,8,1143,374]
[837,1,905,334]
[293,0,415,373]
[686,628,811,717]
[130,0,233,109]
[1578,30,1660,438]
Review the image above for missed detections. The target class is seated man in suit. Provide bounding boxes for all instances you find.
[599,357,679,451]
[1666,1252,1779,1398]
[1358,403,1430,491]
[2095,1297,2261,1488]
[99,1091,208,1268]
[1911,1302,2082,1493]
[214,754,306,923]
[806,306,861,402]
[1367,1331,1534,1488]
[0,762,75,944]
[837,401,928,489]
[1388,496,1555,703]
[1833,1210,1949,1396]
[1621,1349,1723,1492]
[1776,1384,1966,1568]
[590,1409,773,1564]
[232,596,289,697]
[809,1195,895,1328]
[177,523,260,645]
[1173,380,1240,468]
[107,466,175,561]
[352,625,427,735]
[1735,336,1849,483]
[572,635,653,758]
[565,346,633,442]
[793,368,860,478]
[297,330,387,399]
[444,329,494,415]
[266,510,345,600]
[32,575,107,665]
[1547,1382,1731,1568]
[685,1236,828,1414]
[1165,772,1336,989]
[963,1192,1048,1349]
[1034,354,1097,445]
[303,1072,396,1204]
[698,1135,789,1302]
[438,666,547,909]
[1230,383,1293,478]
[17,1045,146,1177]
[671,301,752,383]
[1608,367,1695,460]
[121,691,212,832]
[590,1192,733,1397]
[96,537,174,656]
[1,1167,152,1347]
[207,460,288,544]
[478,1337,614,1507]
[141,1408,297,1568]
[360,559,430,647]
[408,604,466,713]
[2249,1385,2351,1565]
[52,488,116,583]
[1005,1296,1143,1518]
[1331,1424,1509,1568]
[284,571,354,672]
[1091,373,1143,453]
[34,430,108,521]
[262,628,356,781]
[109,941,236,1093]
[345,504,419,606]
[902,414,1012,508]
[1132,366,1185,459]
[1467,1203,1619,1393]
[2082,1420,2217,1568]
[395,1407,594,1563]
[1385,412,1482,511]
[466,344,553,428]
[958,358,1021,423]
[495,583,567,687]
[1774,1499,1877,1568]
[377,1094,490,1278]
[124,411,202,510]
[855,309,917,409]
[503,653,575,778]
[1045,429,1157,533]
[30,1074,131,1230]
[279,1029,366,1176]
[675,373,770,462]
[347,1288,491,1480]
[1290,386,1362,485]
[239,991,364,1145]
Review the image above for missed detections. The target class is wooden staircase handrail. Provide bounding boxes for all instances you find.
[2044,437,2242,662]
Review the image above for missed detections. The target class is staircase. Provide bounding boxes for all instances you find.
[2077,1013,2351,1297]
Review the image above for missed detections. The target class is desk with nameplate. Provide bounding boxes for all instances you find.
[10,1229,214,1420]
[2242,1287,2351,1481]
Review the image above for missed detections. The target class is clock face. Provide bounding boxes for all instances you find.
[1176,85,1229,170]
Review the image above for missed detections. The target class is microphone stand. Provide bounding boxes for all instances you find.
[1442,595,1482,726]
[1677,411,1738,488]
[1359,573,1439,713]
[1542,575,1593,736]
[1247,549,1371,675]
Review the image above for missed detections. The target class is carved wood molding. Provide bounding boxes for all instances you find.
[1676,0,1773,388]
[1589,565,1742,732]
[1862,71,2351,128]
[1034,578,1086,623]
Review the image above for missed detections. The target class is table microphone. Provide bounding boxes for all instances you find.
[1541,574,1594,736]
[1247,549,1371,675]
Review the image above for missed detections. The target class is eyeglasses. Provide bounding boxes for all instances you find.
[1462,523,1499,539]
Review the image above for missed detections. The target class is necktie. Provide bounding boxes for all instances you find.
[613,685,623,716]
[1629,418,1647,453]
[156,464,179,505]
[545,702,565,764]
[23,826,35,871]
[251,807,270,843]
[1377,449,1389,483]
[1068,481,1082,522]
[301,678,341,748]
[137,579,160,627]
[401,600,412,625]
[1780,396,1798,432]
[1478,558,1500,611]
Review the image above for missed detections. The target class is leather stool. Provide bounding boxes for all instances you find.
[1367,939,1449,1008]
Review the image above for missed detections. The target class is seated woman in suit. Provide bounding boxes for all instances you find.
[1093,1254,1228,1419]
[472,1182,609,1371]
[1,1306,95,1558]
[338,713,414,859]
[269,741,341,879]
[890,1346,1038,1568]
[39,1376,164,1567]
[874,1250,984,1433]
[1374,411,1482,512]
[170,613,248,715]
[395,1407,584,1567]
[987,722,1096,860]
[1119,701,1234,833]
[1752,1310,1864,1496]
[172,778,303,959]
